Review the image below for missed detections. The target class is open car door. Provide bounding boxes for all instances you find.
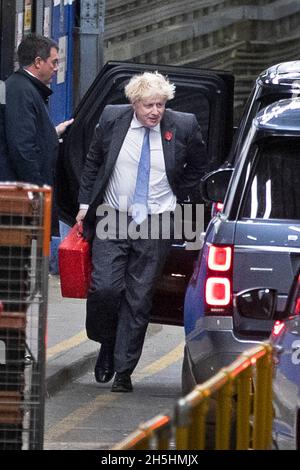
[56,61,234,325]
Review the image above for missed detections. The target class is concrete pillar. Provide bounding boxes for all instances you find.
[0,0,16,79]
[75,0,105,104]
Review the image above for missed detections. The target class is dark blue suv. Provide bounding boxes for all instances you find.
[182,97,300,393]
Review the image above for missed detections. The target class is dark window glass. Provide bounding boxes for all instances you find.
[229,91,298,166]
[241,140,300,220]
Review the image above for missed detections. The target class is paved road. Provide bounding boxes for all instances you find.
[44,323,184,450]
[44,275,185,450]
[46,275,99,394]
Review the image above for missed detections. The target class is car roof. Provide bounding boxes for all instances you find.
[254,98,300,134]
[258,61,300,89]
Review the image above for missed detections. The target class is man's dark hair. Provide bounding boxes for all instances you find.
[17,34,58,67]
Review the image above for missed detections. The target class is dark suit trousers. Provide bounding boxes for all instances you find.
[86,213,173,375]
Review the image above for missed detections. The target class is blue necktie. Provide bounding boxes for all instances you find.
[132,127,150,224]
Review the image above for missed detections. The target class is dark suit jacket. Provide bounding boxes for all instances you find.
[78,104,207,238]
[5,69,58,186]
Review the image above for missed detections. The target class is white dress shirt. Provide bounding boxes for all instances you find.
[81,114,176,214]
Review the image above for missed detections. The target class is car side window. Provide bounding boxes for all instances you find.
[240,140,300,220]
[228,91,288,166]
[223,132,257,217]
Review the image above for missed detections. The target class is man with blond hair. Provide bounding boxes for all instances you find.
[76,71,207,392]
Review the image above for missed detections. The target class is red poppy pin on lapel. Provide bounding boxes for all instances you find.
[164,131,173,141]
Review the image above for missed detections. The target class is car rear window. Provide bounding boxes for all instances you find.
[241,140,300,220]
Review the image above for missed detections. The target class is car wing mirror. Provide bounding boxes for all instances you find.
[236,288,278,320]
[200,167,234,203]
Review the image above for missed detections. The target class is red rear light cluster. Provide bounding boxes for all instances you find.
[216,202,224,212]
[211,202,224,217]
[205,245,233,314]
[272,320,285,336]
[292,276,300,315]
[294,297,300,315]
[208,246,232,272]
[206,277,231,306]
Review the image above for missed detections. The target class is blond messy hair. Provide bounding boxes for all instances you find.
[125,71,176,103]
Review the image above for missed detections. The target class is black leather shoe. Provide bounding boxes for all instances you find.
[94,343,114,383]
[111,372,133,392]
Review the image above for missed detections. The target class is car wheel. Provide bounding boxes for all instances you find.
[181,347,237,449]
[181,346,197,396]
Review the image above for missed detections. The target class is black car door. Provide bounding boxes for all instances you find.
[56,61,234,325]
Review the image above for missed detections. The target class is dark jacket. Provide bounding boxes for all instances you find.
[0,80,16,180]
[78,104,207,239]
[5,69,58,186]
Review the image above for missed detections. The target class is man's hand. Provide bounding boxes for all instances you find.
[76,208,88,224]
[55,118,74,137]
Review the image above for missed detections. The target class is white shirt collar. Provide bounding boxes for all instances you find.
[23,68,37,79]
[131,113,160,133]
[23,68,52,88]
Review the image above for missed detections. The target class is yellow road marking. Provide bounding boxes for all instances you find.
[45,395,120,440]
[136,342,184,378]
[45,341,184,441]
[47,330,88,360]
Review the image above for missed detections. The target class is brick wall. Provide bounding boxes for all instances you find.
[103,0,300,118]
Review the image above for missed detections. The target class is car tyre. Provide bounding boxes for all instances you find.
[181,346,197,396]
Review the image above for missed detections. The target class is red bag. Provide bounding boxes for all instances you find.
[58,223,92,298]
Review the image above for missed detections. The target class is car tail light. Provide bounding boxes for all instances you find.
[272,320,285,336]
[211,202,224,217]
[206,277,231,306]
[294,297,300,315]
[208,246,232,271]
[205,244,233,315]
[292,275,300,315]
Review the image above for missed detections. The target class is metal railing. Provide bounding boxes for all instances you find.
[0,183,52,449]
[112,343,273,450]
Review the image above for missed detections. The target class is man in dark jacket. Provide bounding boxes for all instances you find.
[4,34,73,186]
[76,71,207,392]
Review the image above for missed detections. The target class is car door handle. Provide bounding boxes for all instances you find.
[272,344,284,365]
[273,344,284,354]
